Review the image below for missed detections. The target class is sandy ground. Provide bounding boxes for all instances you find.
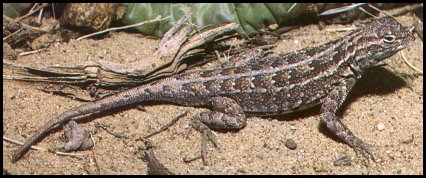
[3,14,423,174]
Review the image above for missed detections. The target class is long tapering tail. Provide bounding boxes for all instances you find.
[11,83,161,162]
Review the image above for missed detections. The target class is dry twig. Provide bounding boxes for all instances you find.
[76,15,171,41]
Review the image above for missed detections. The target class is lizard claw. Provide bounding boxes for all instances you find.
[351,138,378,162]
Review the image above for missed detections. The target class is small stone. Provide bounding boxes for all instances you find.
[63,121,94,152]
[399,134,414,144]
[284,139,297,150]
[376,123,385,131]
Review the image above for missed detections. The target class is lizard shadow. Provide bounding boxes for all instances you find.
[266,66,406,144]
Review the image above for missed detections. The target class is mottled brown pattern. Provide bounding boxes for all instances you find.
[252,74,272,89]
[234,76,253,91]
[12,18,415,165]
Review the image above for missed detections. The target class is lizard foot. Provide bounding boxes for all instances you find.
[350,138,378,162]
[183,97,247,165]
[184,117,219,165]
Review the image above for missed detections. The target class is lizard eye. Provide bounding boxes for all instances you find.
[383,35,396,44]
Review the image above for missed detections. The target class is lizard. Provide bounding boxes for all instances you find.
[11,17,415,163]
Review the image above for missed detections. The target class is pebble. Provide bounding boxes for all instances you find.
[376,123,386,131]
[399,134,414,144]
[284,139,297,150]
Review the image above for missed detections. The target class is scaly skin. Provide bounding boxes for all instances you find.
[12,17,414,163]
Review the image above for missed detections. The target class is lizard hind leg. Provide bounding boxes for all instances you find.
[185,96,247,165]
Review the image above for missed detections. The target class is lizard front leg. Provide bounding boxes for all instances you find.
[186,96,247,165]
[320,77,373,158]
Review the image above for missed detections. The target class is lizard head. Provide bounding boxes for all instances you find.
[354,17,415,69]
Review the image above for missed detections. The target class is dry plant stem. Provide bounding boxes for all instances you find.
[324,27,357,32]
[3,136,85,158]
[358,6,377,18]
[18,49,43,56]
[414,17,423,41]
[142,111,187,140]
[3,29,22,41]
[319,3,367,16]
[145,23,240,80]
[96,123,129,139]
[4,19,239,89]
[89,14,192,75]
[287,3,298,13]
[41,13,193,86]
[76,15,171,41]
[156,13,192,56]
[400,50,423,74]
[17,3,48,22]
[3,15,51,33]
[3,3,47,28]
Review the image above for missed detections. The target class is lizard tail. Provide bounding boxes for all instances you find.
[11,83,167,163]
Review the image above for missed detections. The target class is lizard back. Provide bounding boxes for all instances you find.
[155,17,414,115]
